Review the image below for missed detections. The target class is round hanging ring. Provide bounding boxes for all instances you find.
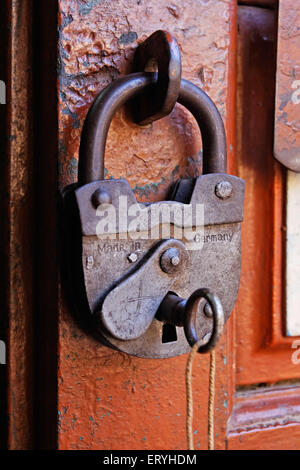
[184,288,225,354]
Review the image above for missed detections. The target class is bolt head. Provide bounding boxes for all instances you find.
[171,255,180,266]
[160,248,181,273]
[128,253,138,263]
[215,181,233,200]
[91,188,112,208]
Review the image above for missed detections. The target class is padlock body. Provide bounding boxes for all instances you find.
[63,174,244,358]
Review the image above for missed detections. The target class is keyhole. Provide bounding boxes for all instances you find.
[162,323,178,343]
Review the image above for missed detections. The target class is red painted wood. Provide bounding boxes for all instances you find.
[228,384,300,434]
[56,0,237,450]
[220,5,300,450]
[228,384,300,451]
[228,425,300,450]
[235,6,300,387]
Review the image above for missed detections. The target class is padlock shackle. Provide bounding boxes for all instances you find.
[78,73,227,185]
[179,80,227,175]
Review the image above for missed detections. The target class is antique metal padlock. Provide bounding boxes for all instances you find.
[62,69,245,359]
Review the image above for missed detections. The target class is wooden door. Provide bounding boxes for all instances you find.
[1,0,300,451]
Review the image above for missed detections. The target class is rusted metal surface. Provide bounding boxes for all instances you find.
[132,30,181,124]
[274,1,300,171]
[183,288,225,353]
[99,239,190,343]
[65,70,244,358]
[1,0,35,449]
[70,173,243,358]
[63,40,243,360]
[156,288,225,353]
[58,0,237,449]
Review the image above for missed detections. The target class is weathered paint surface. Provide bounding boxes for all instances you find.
[57,0,235,449]
[58,0,233,197]
[274,0,300,172]
[228,424,300,450]
[228,382,300,450]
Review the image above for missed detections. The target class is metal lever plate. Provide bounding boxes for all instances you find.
[101,239,189,340]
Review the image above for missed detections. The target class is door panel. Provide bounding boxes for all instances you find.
[3,0,300,451]
[235,5,300,386]
[56,0,236,450]
[227,4,300,450]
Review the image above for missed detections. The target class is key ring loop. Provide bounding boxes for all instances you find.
[184,288,225,354]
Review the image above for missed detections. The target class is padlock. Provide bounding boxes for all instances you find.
[62,72,245,359]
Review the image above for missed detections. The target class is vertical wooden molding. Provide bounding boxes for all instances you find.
[4,0,35,449]
[33,0,58,449]
[0,0,8,450]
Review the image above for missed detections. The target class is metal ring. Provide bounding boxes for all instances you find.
[183,288,225,354]
[132,30,182,125]
[78,72,227,185]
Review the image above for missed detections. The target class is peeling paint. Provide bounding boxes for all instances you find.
[77,0,103,16]
[118,31,138,46]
